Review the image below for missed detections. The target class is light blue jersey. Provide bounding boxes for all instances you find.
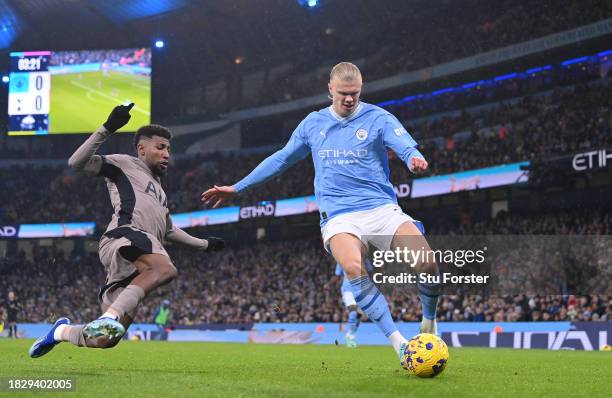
[233,102,424,226]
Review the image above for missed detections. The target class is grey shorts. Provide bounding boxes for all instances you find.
[98,227,169,317]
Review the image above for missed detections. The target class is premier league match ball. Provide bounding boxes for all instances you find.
[402,333,449,378]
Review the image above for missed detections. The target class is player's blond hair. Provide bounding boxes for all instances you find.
[329,62,362,82]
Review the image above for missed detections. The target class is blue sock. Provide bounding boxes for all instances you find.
[347,310,358,335]
[349,275,397,337]
[417,273,440,320]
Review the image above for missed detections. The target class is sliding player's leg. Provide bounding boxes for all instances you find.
[29,236,177,357]
[82,252,177,342]
[61,290,137,350]
[44,253,176,351]
[29,286,137,357]
[83,231,176,342]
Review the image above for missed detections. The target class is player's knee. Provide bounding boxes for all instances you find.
[342,260,363,280]
[136,255,177,284]
[156,263,178,285]
[348,305,358,312]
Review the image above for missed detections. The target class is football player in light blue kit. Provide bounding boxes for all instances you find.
[330,218,424,349]
[203,62,440,367]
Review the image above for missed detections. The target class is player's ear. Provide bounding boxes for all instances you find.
[327,82,333,100]
[137,142,146,157]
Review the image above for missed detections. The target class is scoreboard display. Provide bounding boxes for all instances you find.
[7,48,151,136]
[8,51,51,135]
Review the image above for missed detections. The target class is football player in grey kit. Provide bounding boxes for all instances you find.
[29,103,225,358]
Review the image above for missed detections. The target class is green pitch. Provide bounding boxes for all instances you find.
[0,340,610,397]
[49,70,150,134]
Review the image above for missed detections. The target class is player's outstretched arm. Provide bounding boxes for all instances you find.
[67,103,134,175]
[165,225,225,252]
[382,114,428,174]
[201,185,237,209]
[201,125,310,208]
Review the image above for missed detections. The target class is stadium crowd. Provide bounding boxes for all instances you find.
[1,75,610,225]
[2,208,610,327]
[243,0,612,107]
[49,48,151,68]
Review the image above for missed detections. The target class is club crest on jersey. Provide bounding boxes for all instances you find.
[356,129,368,141]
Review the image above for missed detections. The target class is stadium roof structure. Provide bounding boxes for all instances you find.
[2,0,410,71]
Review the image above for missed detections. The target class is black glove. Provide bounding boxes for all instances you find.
[103,103,134,133]
[205,237,225,252]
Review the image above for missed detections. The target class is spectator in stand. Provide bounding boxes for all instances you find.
[1,208,610,325]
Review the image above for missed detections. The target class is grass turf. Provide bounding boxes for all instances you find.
[49,70,150,134]
[0,339,610,397]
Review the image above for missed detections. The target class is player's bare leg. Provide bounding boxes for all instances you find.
[391,221,440,334]
[329,233,367,279]
[82,253,177,345]
[30,253,177,356]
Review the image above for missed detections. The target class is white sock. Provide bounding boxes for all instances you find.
[388,331,407,355]
[420,318,437,334]
[100,312,119,320]
[54,324,69,341]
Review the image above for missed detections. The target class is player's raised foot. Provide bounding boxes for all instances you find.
[345,333,357,348]
[83,317,125,340]
[29,317,71,358]
[420,318,437,335]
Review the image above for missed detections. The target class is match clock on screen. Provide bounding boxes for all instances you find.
[7,51,51,135]
[6,47,151,136]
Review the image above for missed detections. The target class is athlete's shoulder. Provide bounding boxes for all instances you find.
[100,154,139,170]
[308,107,333,122]
[295,108,333,136]
[103,153,135,161]
[359,102,395,119]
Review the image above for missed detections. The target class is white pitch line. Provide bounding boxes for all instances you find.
[70,80,150,116]
[86,90,116,106]
[130,82,150,90]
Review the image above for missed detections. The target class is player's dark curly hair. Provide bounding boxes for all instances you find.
[133,124,173,148]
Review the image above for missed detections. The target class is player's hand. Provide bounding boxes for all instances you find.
[410,157,428,174]
[103,103,134,133]
[201,185,237,208]
[204,237,225,252]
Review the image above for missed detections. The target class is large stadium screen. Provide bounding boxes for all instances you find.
[7,48,151,135]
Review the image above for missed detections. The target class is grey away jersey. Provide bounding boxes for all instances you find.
[98,154,170,243]
[68,127,206,254]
